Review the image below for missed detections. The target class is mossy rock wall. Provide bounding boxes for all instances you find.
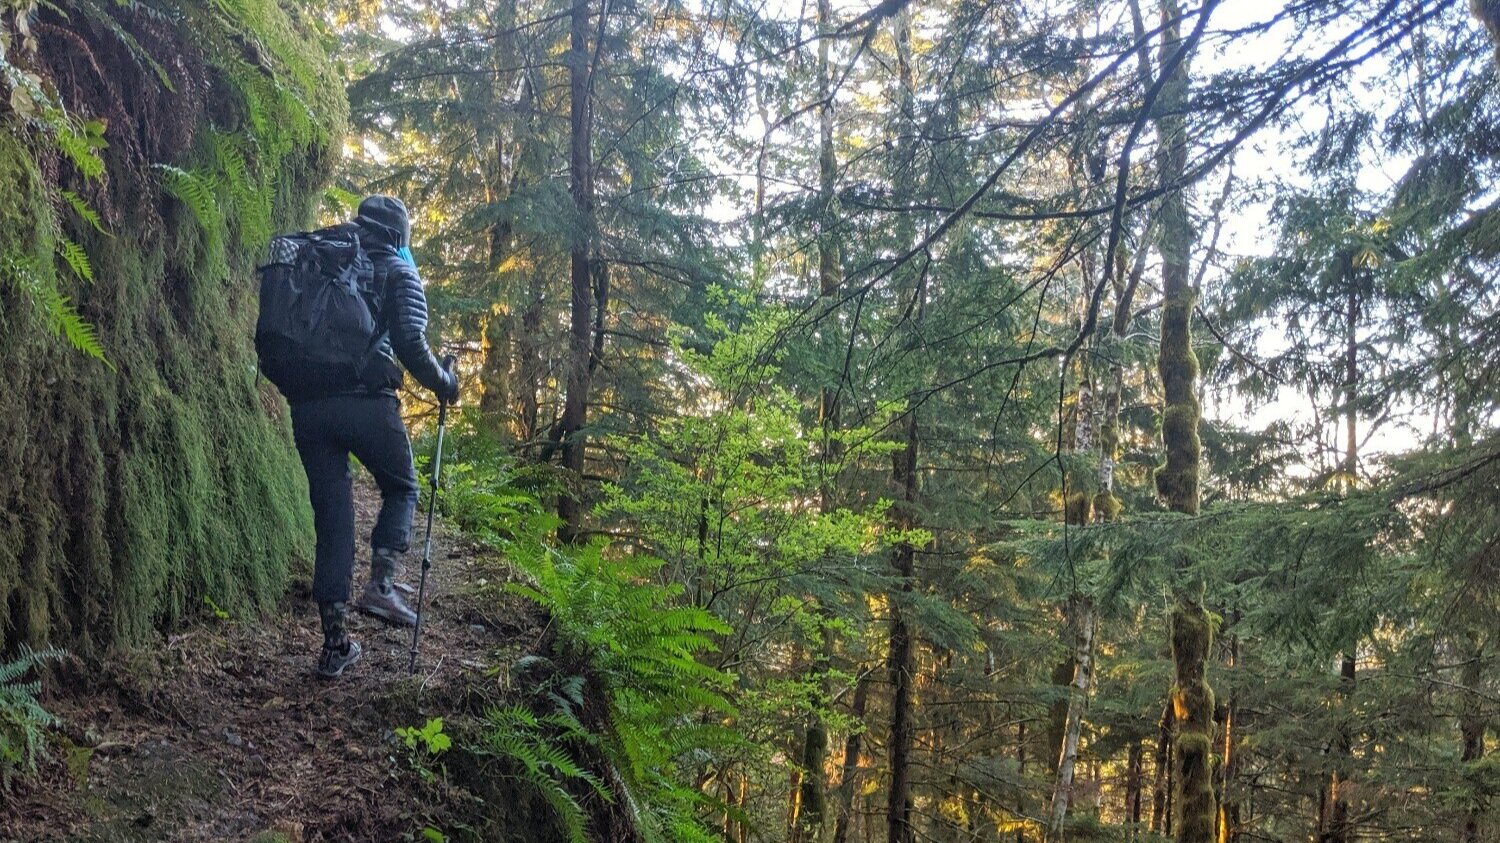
[0,0,347,655]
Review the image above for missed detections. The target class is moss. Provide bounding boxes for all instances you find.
[1156,294,1201,516]
[1098,417,1120,459]
[1092,492,1121,523]
[1064,490,1092,526]
[0,1,342,654]
[1170,598,1216,843]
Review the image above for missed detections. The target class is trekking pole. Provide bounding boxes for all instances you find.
[408,356,455,676]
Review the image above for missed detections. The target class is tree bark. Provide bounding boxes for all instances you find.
[557,0,597,542]
[1318,655,1356,843]
[887,391,920,843]
[884,9,922,843]
[1151,700,1173,834]
[1476,1,1500,59]
[1126,739,1145,830]
[833,672,871,843]
[1459,650,1487,843]
[1152,3,1216,841]
[476,6,519,434]
[1217,615,1240,843]
[1318,283,1361,843]
[1047,598,1096,839]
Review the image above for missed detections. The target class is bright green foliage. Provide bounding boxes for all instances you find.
[0,644,63,790]
[502,528,735,842]
[433,443,735,842]
[398,716,454,756]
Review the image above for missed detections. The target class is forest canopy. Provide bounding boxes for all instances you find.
[322,0,1499,838]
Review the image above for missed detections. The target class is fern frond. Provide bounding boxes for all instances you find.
[56,237,93,283]
[60,190,109,236]
[32,283,111,367]
[155,164,223,241]
[0,253,111,367]
[71,0,175,90]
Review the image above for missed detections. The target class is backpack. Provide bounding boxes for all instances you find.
[255,225,384,398]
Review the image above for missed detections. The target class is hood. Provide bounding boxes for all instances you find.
[353,194,411,250]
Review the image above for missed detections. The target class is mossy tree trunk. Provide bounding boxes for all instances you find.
[1153,2,1216,841]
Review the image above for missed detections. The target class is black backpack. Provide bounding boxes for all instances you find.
[255,225,383,398]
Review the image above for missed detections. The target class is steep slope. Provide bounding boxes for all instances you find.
[0,0,346,655]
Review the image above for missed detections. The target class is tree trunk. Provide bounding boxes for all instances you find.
[833,672,871,843]
[1318,655,1356,843]
[885,9,922,842]
[477,8,519,434]
[557,0,597,542]
[887,414,919,843]
[1153,2,1216,841]
[1217,616,1240,843]
[1318,283,1361,843]
[1476,1,1500,59]
[1151,700,1173,834]
[1048,598,1096,839]
[1459,650,1487,843]
[1126,739,1145,830]
[887,298,923,843]
[796,2,847,833]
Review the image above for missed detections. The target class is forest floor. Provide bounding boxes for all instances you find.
[2,477,545,843]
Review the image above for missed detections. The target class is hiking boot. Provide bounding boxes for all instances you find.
[356,580,419,626]
[316,602,363,679]
[317,639,363,679]
[356,548,418,626]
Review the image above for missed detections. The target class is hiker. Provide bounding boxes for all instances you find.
[256,195,459,679]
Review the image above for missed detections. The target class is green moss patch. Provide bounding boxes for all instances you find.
[0,0,345,654]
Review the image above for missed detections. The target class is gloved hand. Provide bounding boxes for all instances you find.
[439,354,460,404]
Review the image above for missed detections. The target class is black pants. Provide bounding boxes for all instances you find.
[290,394,419,604]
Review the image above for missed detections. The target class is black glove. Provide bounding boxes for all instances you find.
[439,354,460,404]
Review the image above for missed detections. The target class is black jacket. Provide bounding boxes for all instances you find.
[348,196,457,402]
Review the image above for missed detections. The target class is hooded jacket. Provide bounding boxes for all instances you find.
[346,195,457,402]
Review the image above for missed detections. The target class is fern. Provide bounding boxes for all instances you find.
[56,236,93,283]
[50,115,107,181]
[210,132,271,247]
[155,164,223,242]
[70,0,176,90]
[60,190,109,236]
[0,645,64,791]
[0,252,111,366]
[480,705,608,843]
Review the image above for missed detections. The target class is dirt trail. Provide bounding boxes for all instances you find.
[3,477,541,843]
